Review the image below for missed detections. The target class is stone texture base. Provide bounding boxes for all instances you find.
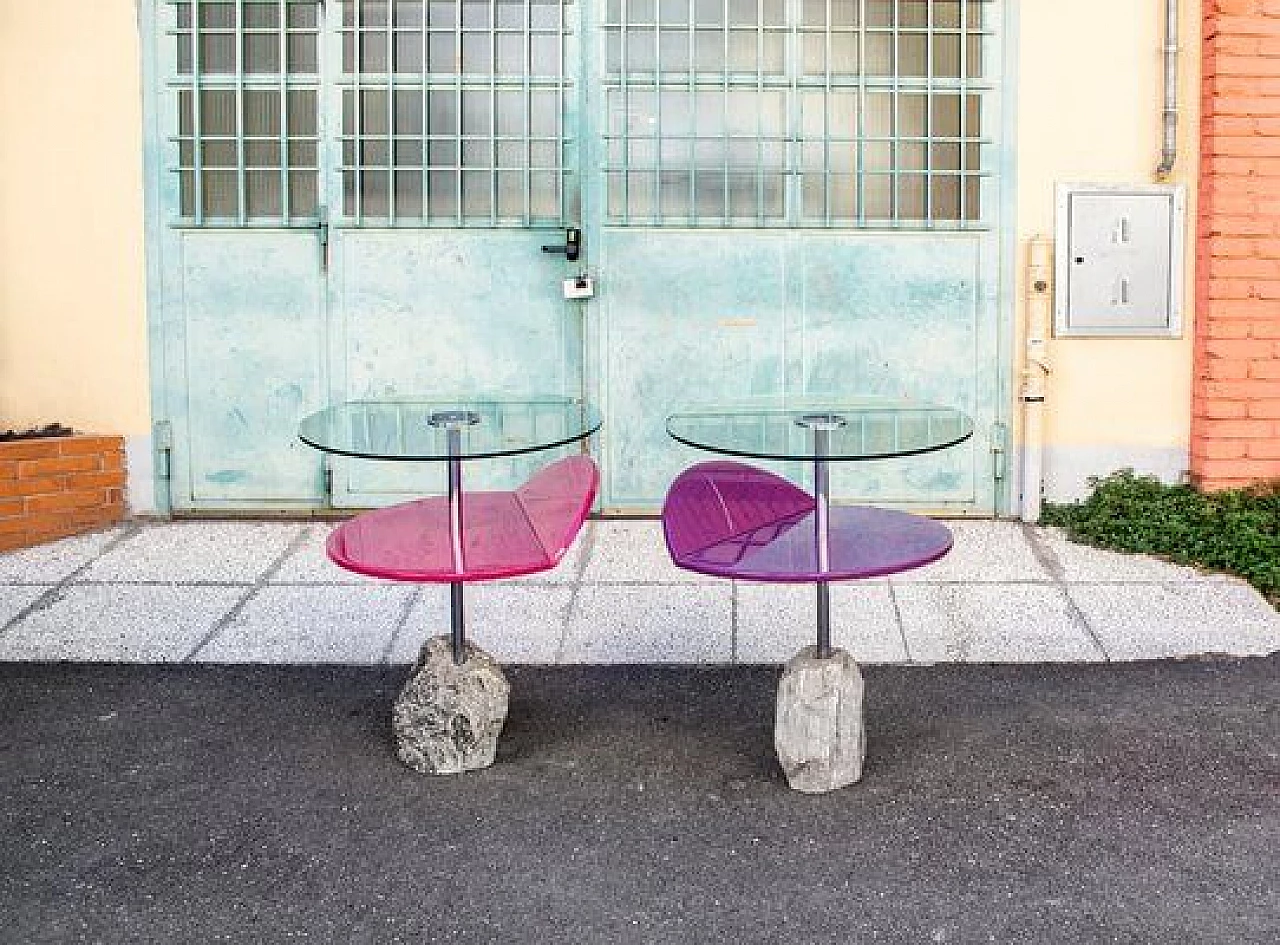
[774,646,866,794]
[393,635,510,775]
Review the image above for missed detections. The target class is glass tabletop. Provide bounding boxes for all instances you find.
[298,398,601,461]
[666,401,973,462]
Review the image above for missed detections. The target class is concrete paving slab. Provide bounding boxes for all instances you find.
[387,584,574,664]
[1035,526,1236,583]
[736,581,907,663]
[0,586,52,628]
[0,517,1274,668]
[0,585,245,662]
[0,527,125,584]
[562,584,733,662]
[83,521,304,584]
[1070,582,1280,660]
[267,523,365,583]
[897,583,1105,663]
[193,585,414,664]
[891,520,1051,583]
[579,520,717,583]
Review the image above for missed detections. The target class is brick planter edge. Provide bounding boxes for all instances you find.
[0,435,127,553]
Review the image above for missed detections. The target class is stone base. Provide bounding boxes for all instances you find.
[393,635,510,775]
[774,646,866,794]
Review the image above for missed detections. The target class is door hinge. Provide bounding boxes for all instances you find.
[316,205,330,272]
[154,420,173,481]
[991,421,1009,482]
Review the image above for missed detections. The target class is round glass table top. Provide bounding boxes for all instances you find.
[298,398,601,461]
[666,401,973,462]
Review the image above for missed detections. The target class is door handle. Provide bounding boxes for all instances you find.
[541,227,581,262]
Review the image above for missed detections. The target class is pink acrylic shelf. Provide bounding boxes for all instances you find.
[328,455,598,583]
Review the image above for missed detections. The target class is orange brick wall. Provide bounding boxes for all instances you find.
[0,436,126,553]
[1194,0,1280,488]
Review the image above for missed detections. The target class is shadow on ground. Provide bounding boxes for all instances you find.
[1,658,1277,944]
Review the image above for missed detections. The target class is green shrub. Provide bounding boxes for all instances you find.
[1041,470,1280,605]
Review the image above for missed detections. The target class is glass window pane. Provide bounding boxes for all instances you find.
[289,3,321,29]
[428,170,460,216]
[200,91,238,135]
[202,170,238,218]
[247,170,283,217]
[395,0,425,28]
[462,34,490,73]
[289,139,318,166]
[461,93,490,135]
[288,90,318,135]
[496,171,524,217]
[180,169,196,216]
[199,34,236,74]
[461,170,492,216]
[395,170,424,216]
[360,31,389,71]
[396,138,425,165]
[288,33,319,73]
[244,33,280,73]
[361,169,392,216]
[395,89,424,134]
[245,140,282,166]
[243,90,281,137]
[829,174,857,219]
[244,2,280,29]
[202,140,237,168]
[531,34,560,75]
[200,3,236,30]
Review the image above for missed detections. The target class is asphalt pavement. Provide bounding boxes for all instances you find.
[2,657,1276,944]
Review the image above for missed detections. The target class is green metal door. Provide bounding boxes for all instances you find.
[325,0,586,505]
[151,0,585,511]
[585,0,1005,513]
[150,0,1004,513]
[152,1,329,509]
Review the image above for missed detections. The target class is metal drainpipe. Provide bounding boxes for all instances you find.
[1156,0,1179,180]
[1021,238,1054,523]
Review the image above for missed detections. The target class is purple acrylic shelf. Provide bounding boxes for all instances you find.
[662,461,953,583]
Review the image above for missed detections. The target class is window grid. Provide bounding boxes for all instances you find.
[169,0,322,225]
[603,0,994,228]
[338,0,574,226]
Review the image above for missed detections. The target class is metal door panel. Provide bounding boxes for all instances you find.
[587,0,1006,514]
[797,233,988,508]
[175,231,326,506]
[592,229,998,512]
[595,230,790,510]
[329,228,582,505]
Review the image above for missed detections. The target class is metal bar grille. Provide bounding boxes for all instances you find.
[603,0,996,229]
[337,0,573,227]
[169,0,322,225]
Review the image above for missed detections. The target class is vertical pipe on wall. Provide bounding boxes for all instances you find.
[1156,0,1179,180]
[1021,238,1054,522]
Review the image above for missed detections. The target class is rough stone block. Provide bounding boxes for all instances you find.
[774,646,866,793]
[393,635,510,775]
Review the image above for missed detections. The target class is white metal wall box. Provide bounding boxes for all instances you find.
[1054,184,1186,338]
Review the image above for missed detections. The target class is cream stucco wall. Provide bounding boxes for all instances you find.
[0,0,150,436]
[1014,0,1200,501]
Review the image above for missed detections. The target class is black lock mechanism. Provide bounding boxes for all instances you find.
[541,227,581,262]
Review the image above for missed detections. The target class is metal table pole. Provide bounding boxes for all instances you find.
[813,427,832,659]
[446,426,466,665]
